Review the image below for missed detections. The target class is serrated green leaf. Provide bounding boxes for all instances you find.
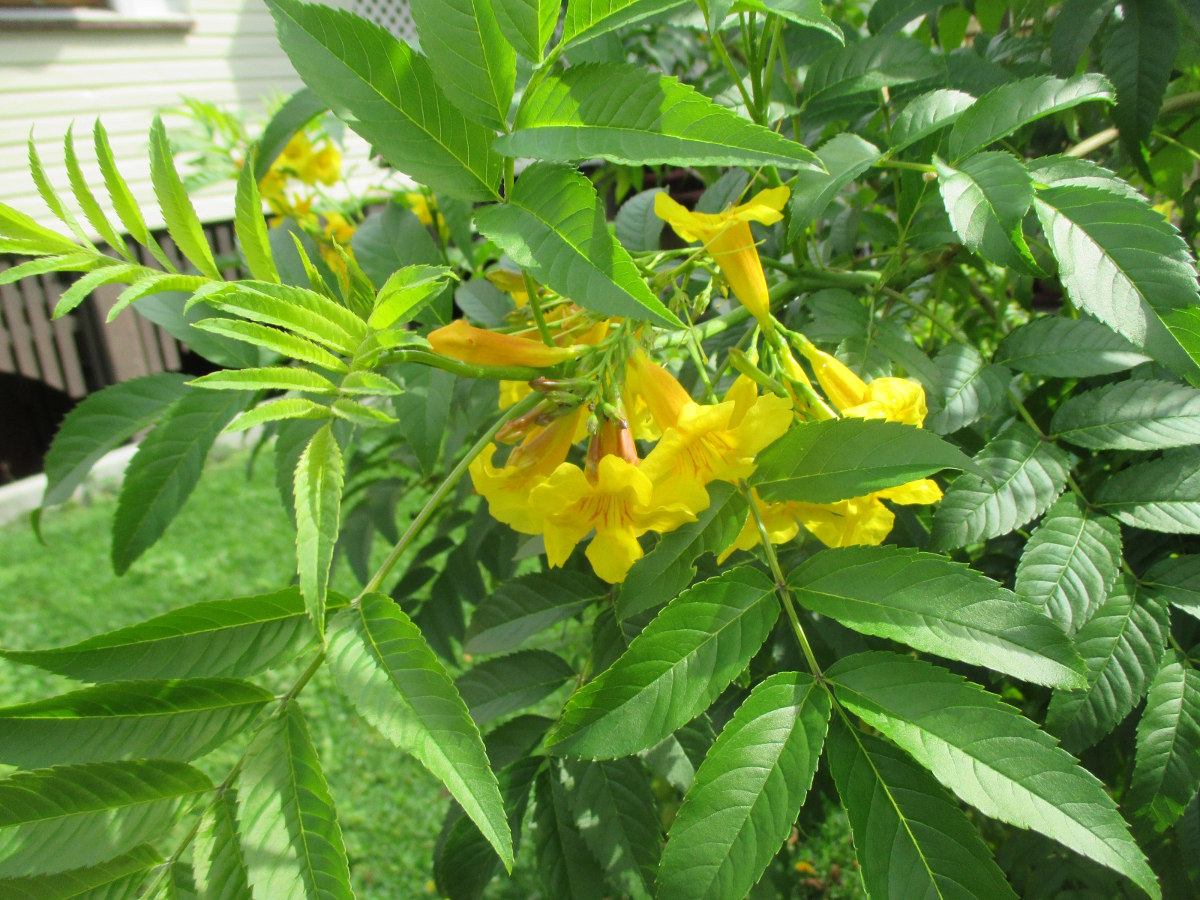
[409,0,515,129]
[0,844,163,900]
[326,593,512,867]
[931,421,1072,550]
[1142,554,1200,622]
[368,264,455,330]
[995,316,1151,377]
[1052,380,1200,450]
[226,399,331,433]
[789,545,1085,688]
[1033,185,1200,381]
[199,282,367,356]
[236,706,353,900]
[494,0,558,61]
[827,718,1017,900]
[0,588,339,683]
[105,274,211,322]
[547,567,778,759]
[193,791,252,900]
[52,263,143,319]
[1015,493,1122,635]
[563,758,659,899]
[1165,306,1200,373]
[0,252,103,287]
[267,0,501,201]
[1103,0,1178,149]
[617,481,747,621]
[330,397,397,426]
[191,320,347,373]
[927,342,1010,434]
[739,0,841,39]
[40,373,188,509]
[1128,653,1200,830]
[457,651,575,728]
[112,389,245,574]
[787,133,881,239]
[149,117,220,280]
[751,418,976,504]
[235,155,279,284]
[499,63,820,169]
[658,672,830,900]
[93,119,172,268]
[351,202,441,291]
[0,679,273,768]
[827,651,1159,899]
[62,124,131,261]
[294,424,343,639]
[475,162,681,327]
[1096,447,1200,533]
[948,74,1114,161]
[464,571,602,655]
[253,88,328,181]
[0,760,210,877]
[0,200,84,255]
[803,34,940,111]
[1046,575,1169,752]
[935,151,1037,271]
[532,764,606,900]
[190,367,339,395]
[559,0,688,51]
[889,88,976,153]
[28,132,94,249]
[614,188,665,253]
[1051,0,1118,77]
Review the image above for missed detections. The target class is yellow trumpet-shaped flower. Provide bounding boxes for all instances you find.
[310,143,342,187]
[719,492,896,562]
[797,342,927,426]
[486,269,531,307]
[428,320,574,368]
[654,187,789,327]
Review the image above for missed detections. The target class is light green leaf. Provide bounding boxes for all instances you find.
[751,418,976,504]
[934,151,1037,271]
[889,88,976,154]
[827,718,1017,900]
[236,706,353,900]
[787,133,881,239]
[803,34,941,110]
[369,265,455,330]
[465,571,603,655]
[617,481,747,621]
[1046,575,1169,752]
[995,316,1151,377]
[199,281,367,356]
[28,132,94,249]
[105,273,211,322]
[789,545,1085,688]
[1164,306,1200,373]
[149,117,220,280]
[330,397,397,427]
[948,74,1114,161]
[294,424,343,639]
[474,162,681,327]
[1128,653,1200,830]
[1096,448,1200,533]
[927,343,1010,435]
[1142,554,1200,622]
[0,252,103,287]
[190,367,339,395]
[930,421,1072,550]
[1015,493,1122,635]
[736,0,841,40]
[0,845,163,900]
[1028,154,1144,198]
[0,679,272,768]
[52,263,143,319]
[191,319,347,373]
[547,567,778,759]
[326,593,512,867]
[1052,380,1200,450]
[40,373,188,509]
[559,0,688,51]
[827,652,1159,900]
[94,119,172,268]
[63,124,130,261]
[0,200,83,256]
[235,155,279,284]
[1103,0,1178,148]
[0,588,338,682]
[409,0,515,129]
[499,63,820,170]
[0,760,210,877]
[457,651,575,728]
[1033,185,1200,381]
[532,764,606,900]
[351,202,441,291]
[194,792,252,900]
[564,758,660,899]
[226,399,332,433]
[266,0,501,201]
[494,0,558,61]
[657,673,830,900]
[112,389,245,574]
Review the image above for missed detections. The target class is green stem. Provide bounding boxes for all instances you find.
[380,349,559,382]
[710,28,756,115]
[524,271,556,347]
[875,159,937,173]
[1066,92,1200,157]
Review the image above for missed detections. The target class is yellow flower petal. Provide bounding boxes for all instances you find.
[876,478,943,505]
[586,528,646,584]
[428,320,573,368]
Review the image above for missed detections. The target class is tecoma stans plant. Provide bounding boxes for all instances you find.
[3,1,1200,898]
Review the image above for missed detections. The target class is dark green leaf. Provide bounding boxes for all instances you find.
[1096,448,1200,533]
[1102,0,1178,148]
[868,0,951,34]
[615,188,666,253]
[1051,0,1118,77]
[927,343,1010,435]
[294,423,343,639]
[457,651,575,728]
[1142,554,1200,622]
[995,317,1151,377]
[253,87,328,181]
[532,764,606,900]
[193,792,252,900]
[787,134,881,239]
[889,88,976,153]
[934,151,1036,271]
[0,845,163,900]
[465,571,602,655]
[1128,653,1200,830]
[803,34,941,110]
[1051,380,1200,450]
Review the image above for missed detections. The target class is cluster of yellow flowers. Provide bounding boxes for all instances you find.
[422,185,942,584]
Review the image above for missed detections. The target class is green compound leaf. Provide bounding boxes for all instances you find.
[267,0,501,201]
[193,791,252,900]
[927,342,1010,435]
[94,119,170,267]
[62,124,130,261]
[0,679,273,768]
[934,151,1037,271]
[236,706,353,900]
[0,844,163,900]
[0,588,340,683]
[947,74,1114,161]
[494,0,558,61]
[828,718,1017,900]
[931,421,1072,551]
[1051,380,1200,451]
[327,593,512,868]
[294,423,344,639]
[1015,493,1122,635]
[1128,653,1200,830]
[190,367,339,395]
[788,546,1086,689]
[198,281,368,356]
[148,116,221,280]
[547,567,778,759]
[0,760,210,877]
[827,652,1160,900]
[457,650,575,729]
[1102,0,1178,149]
[889,88,976,153]
[499,63,820,170]
[1096,448,1200,533]
[752,418,976,505]
[803,34,941,111]
[474,162,681,327]
[558,0,688,52]
[787,133,881,240]
[532,764,607,900]
[657,673,830,900]
[465,571,604,656]
[190,319,347,373]
[112,388,246,575]
[1046,575,1170,753]
[1034,185,1200,382]
[1051,0,1118,77]
[995,316,1150,377]
[1142,554,1200,622]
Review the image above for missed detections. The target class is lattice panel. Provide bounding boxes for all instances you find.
[349,0,419,44]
